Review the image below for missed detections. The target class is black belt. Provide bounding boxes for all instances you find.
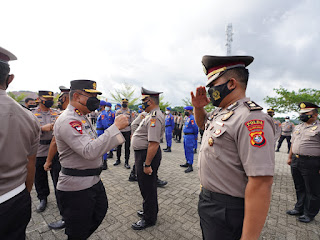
[165,125,171,127]
[201,187,244,205]
[40,140,51,145]
[184,133,194,135]
[96,128,104,130]
[294,154,320,160]
[61,167,102,176]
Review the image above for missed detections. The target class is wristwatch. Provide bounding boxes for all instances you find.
[143,162,151,167]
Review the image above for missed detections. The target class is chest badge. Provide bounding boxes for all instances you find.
[221,111,234,121]
[215,129,221,135]
[312,126,318,131]
[208,137,214,146]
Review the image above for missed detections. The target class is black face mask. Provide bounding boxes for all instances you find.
[185,112,190,116]
[122,103,128,108]
[42,100,54,108]
[208,80,234,107]
[267,113,274,117]
[299,114,312,122]
[142,100,150,110]
[28,104,37,109]
[86,97,100,111]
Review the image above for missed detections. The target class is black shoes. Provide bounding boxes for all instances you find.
[298,215,313,223]
[113,159,121,166]
[286,209,302,216]
[185,165,193,173]
[124,163,131,169]
[194,149,197,154]
[275,149,279,152]
[131,219,155,230]
[137,210,144,218]
[180,163,189,168]
[36,198,47,213]
[48,219,65,229]
[102,160,108,170]
[163,146,168,150]
[157,179,167,187]
[107,152,113,158]
[129,174,137,182]
[163,147,171,152]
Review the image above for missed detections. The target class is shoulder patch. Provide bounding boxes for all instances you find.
[243,101,263,111]
[69,121,83,134]
[249,131,266,148]
[101,115,105,120]
[191,120,194,125]
[150,118,156,127]
[245,119,264,131]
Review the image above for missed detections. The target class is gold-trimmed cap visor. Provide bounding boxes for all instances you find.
[70,80,102,95]
[299,102,319,113]
[39,90,54,98]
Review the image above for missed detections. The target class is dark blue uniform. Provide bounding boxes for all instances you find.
[96,110,115,160]
[165,113,174,147]
[183,115,198,165]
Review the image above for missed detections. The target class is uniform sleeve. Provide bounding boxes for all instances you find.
[28,114,41,156]
[55,120,125,160]
[147,117,163,143]
[237,113,275,177]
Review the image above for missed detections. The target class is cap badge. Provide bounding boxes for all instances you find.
[221,111,234,121]
[92,82,97,90]
[300,103,306,109]
[208,137,214,146]
[49,92,52,96]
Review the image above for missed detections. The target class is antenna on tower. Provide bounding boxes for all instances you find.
[225,23,233,56]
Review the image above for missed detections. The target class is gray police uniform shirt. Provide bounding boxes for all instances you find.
[271,118,281,143]
[280,121,295,136]
[291,120,320,156]
[198,98,275,198]
[116,108,134,132]
[32,106,59,157]
[54,104,125,191]
[0,90,40,196]
[132,107,165,150]
[131,112,147,134]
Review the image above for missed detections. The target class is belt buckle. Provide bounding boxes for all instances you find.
[295,154,299,158]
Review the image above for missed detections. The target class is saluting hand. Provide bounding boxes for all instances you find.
[191,86,210,108]
[114,115,129,130]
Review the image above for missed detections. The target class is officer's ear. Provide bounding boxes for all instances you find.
[228,78,237,90]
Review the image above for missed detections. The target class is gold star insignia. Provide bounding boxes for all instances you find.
[300,103,306,109]
[93,82,96,90]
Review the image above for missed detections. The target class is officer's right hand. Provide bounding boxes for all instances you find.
[191,86,210,108]
[41,123,54,132]
[114,115,129,130]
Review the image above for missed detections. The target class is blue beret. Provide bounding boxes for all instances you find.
[105,102,112,107]
[138,105,142,109]
[100,100,107,106]
[184,106,193,111]
[166,107,171,110]
[116,103,121,107]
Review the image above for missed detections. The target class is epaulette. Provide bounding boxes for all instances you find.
[151,111,157,117]
[243,101,263,111]
[74,108,82,116]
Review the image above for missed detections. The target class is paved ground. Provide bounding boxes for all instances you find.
[26,140,320,240]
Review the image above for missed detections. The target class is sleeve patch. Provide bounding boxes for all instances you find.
[191,120,194,125]
[245,119,264,131]
[69,121,83,134]
[249,131,266,147]
[101,115,105,120]
[150,118,156,127]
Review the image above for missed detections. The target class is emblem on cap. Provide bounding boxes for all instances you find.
[93,82,96,90]
[300,103,306,109]
[49,92,52,96]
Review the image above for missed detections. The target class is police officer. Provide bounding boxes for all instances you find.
[267,108,281,145]
[96,100,115,169]
[180,106,198,173]
[25,97,37,109]
[138,104,143,113]
[32,90,59,212]
[276,116,295,153]
[163,107,174,152]
[286,102,320,223]
[131,87,165,230]
[0,46,40,240]
[115,98,134,168]
[192,55,275,239]
[43,86,70,230]
[54,80,128,239]
[176,112,183,143]
[115,103,121,111]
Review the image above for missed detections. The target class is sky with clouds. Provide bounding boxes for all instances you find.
[2,0,319,113]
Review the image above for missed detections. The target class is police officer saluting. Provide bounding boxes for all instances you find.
[192,55,275,239]
[287,102,320,223]
[131,87,165,230]
[54,80,128,239]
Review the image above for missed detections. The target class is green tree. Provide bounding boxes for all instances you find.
[8,92,27,103]
[264,86,320,113]
[109,83,139,107]
[159,96,170,112]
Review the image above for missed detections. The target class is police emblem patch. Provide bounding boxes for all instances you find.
[249,131,266,147]
[150,118,156,127]
[69,121,83,134]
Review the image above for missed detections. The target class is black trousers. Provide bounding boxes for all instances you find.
[198,188,244,240]
[57,180,108,240]
[135,147,161,224]
[0,188,31,240]
[35,154,61,200]
[117,131,131,162]
[291,155,320,218]
[277,135,291,150]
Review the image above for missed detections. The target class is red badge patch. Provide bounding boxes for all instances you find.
[69,121,83,134]
[191,120,194,125]
[101,115,105,120]
[245,119,264,131]
[150,118,156,127]
[249,131,266,147]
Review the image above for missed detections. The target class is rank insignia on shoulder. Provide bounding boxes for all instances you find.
[249,131,266,148]
[69,121,83,134]
[243,101,263,111]
[221,111,234,121]
[74,109,82,116]
[151,111,157,117]
[150,118,156,127]
[312,126,318,131]
[245,119,264,131]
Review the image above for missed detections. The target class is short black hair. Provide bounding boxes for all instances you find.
[313,109,318,114]
[150,96,159,105]
[223,67,249,89]
[25,98,34,103]
[69,90,77,100]
[0,62,10,86]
